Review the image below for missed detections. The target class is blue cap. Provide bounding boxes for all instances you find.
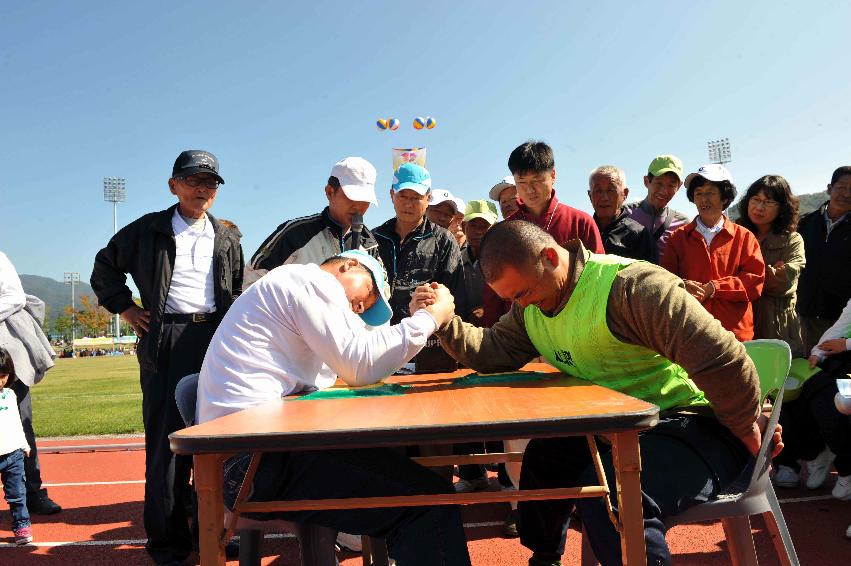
[392,163,432,195]
[338,249,394,326]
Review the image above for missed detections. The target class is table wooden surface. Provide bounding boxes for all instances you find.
[171,363,659,566]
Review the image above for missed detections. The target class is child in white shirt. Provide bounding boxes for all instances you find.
[0,347,32,545]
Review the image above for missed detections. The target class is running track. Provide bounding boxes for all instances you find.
[1,437,850,565]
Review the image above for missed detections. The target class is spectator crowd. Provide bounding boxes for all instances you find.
[3,142,849,565]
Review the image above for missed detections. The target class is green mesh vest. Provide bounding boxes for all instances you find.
[523,254,709,411]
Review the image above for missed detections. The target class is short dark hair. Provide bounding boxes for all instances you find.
[736,175,799,235]
[327,176,342,190]
[0,347,17,389]
[831,166,851,185]
[686,177,737,209]
[479,220,555,282]
[508,141,555,176]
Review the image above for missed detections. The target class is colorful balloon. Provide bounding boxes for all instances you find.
[413,116,426,130]
[388,118,400,131]
[425,116,436,129]
[376,119,389,131]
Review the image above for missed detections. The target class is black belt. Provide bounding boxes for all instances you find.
[162,312,216,324]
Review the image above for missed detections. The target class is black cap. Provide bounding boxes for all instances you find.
[171,150,225,184]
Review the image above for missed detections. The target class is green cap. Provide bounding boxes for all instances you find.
[647,155,684,181]
[463,200,499,225]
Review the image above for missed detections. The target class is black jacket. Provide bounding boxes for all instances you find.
[797,202,851,320]
[90,204,244,371]
[595,209,658,263]
[372,217,466,324]
[249,207,381,274]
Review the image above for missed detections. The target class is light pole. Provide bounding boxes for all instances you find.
[707,138,732,165]
[104,177,126,339]
[64,272,80,348]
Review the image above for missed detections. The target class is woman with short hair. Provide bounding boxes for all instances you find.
[662,164,765,341]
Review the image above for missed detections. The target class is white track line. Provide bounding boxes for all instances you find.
[0,522,506,548]
[43,480,145,487]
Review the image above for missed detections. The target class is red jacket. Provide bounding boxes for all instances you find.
[482,191,604,326]
[661,217,765,341]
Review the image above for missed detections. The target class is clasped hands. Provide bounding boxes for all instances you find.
[683,279,715,303]
[409,282,456,328]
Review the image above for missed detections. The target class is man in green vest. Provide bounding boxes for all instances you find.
[415,220,783,566]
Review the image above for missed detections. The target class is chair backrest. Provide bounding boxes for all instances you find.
[175,373,200,427]
[742,340,791,489]
[743,339,791,403]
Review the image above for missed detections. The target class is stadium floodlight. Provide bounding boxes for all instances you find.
[707,138,732,165]
[64,272,80,347]
[103,177,126,338]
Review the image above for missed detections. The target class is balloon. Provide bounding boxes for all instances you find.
[376,119,389,131]
[413,117,426,130]
[388,118,400,131]
[425,116,436,129]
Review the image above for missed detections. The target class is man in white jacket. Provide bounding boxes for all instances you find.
[196,249,471,565]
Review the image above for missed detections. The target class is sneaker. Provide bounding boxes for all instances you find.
[773,465,800,488]
[14,525,33,545]
[805,448,836,489]
[529,556,562,566]
[453,477,490,493]
[335,531,363,552]
[502,509,519,538]
[27,494,61,515]
[831,474,851,500]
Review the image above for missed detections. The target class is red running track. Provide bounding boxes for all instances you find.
[1,440,850,565]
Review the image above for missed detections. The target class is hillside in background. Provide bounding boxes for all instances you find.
[20,274,95,323]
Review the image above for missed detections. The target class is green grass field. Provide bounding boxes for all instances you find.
[31,356,144,437]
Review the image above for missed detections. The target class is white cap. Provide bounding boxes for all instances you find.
[684,164,734,190]
[330,157,378,205]
[488,176,516,201]
[428,189,465,213]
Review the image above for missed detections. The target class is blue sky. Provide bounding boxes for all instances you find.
[2,1,849,281]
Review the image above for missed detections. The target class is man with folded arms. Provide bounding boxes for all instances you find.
[197,250,471,566]
[415,220,782,566]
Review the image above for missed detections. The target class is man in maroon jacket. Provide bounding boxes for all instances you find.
[482,141,604,326]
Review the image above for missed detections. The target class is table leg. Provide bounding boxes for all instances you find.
[612,431,646,566]
[194,454,225,566]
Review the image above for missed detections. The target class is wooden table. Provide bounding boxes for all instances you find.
[170,364,659,565]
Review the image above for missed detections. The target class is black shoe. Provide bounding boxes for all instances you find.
[27,495,62,515]
[225,539,240,560]
[502,509,519,538]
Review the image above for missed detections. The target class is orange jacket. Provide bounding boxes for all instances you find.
[662,217,765,341]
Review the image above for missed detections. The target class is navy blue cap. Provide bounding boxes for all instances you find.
[172,150,225,184]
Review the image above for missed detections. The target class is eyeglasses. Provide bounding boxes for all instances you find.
[177,176,219,189]
[749,197,779,208]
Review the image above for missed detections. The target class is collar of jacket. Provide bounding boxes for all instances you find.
[593,207,630,232]
[514,189,560,222]
[321,207,346,239]
[151,204,223,236]
[375,216,434,245]
[683,215,734,239]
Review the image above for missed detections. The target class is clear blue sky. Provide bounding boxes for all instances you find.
[2,1,849,281]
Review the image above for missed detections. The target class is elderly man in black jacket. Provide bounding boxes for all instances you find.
[91,150,243,566]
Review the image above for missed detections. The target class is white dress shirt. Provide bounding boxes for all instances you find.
[165,211,216,314]
[197,263,437,424]
[695,216,725,247]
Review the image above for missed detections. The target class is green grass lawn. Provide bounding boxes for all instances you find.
[31,355,144,437]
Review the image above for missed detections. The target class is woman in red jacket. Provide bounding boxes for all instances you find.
[662,164,765,340]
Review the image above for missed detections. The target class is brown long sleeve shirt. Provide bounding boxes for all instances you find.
[436,240,761,438]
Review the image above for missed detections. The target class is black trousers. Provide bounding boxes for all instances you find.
[774,358,851,476]
[11,380,45,500]
[224,449,472,565]
[519,415,749,566]
[140,321,216,564]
